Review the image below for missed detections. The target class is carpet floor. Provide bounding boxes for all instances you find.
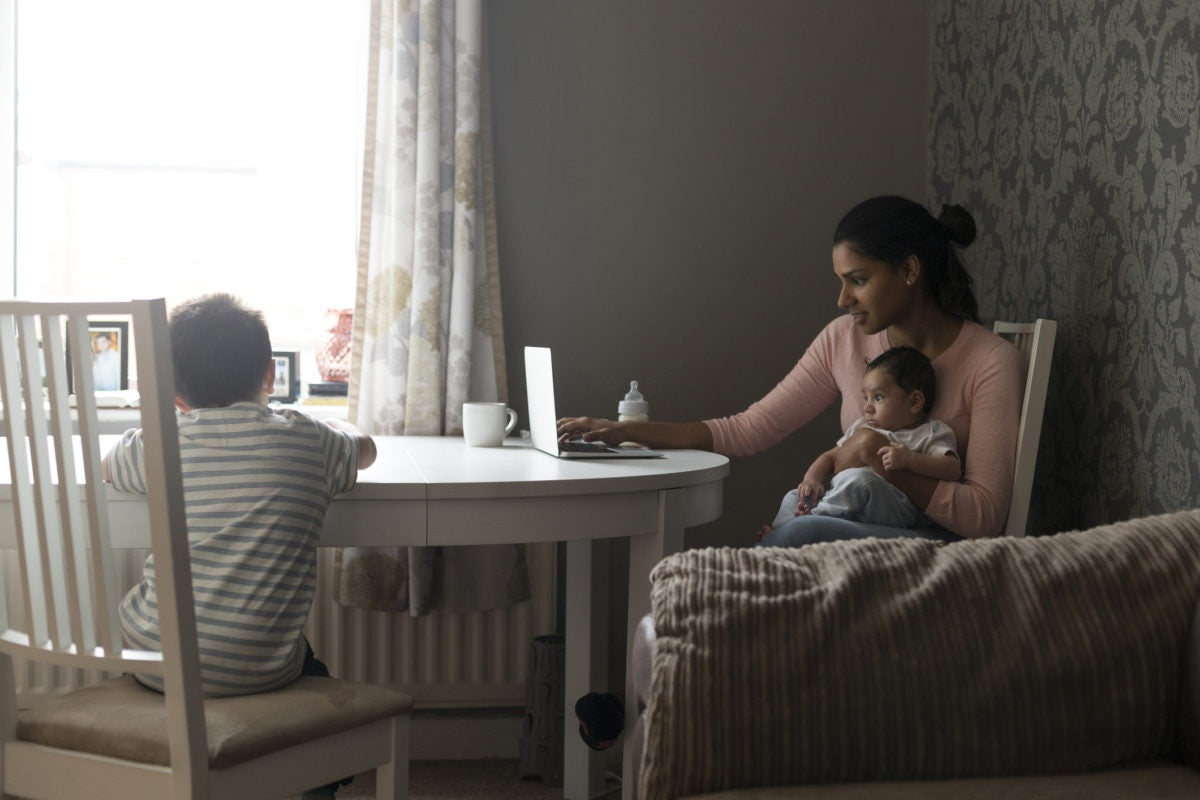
[331,759,621,799]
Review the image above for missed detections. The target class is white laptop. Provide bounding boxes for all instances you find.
[524,346,662,459]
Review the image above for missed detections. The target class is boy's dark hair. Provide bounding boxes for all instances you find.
[170,293,272,408]
[866,346,936,413]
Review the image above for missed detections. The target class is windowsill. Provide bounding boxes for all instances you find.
[278,396,349,421]
[1,395,350,436]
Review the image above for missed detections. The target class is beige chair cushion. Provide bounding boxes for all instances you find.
[639,509,1200,800]
[18,674,413,769]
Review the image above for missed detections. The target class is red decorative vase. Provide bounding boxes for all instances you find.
[315,308,353,383]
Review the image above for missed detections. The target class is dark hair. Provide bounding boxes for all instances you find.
[866,346,936,413]
[169,293,272,408]
[833,195,980,322]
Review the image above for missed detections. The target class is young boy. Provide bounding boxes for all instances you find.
[759,346,960,539]
[107,293,376,698]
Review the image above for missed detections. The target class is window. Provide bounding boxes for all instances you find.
[3,0,369,382]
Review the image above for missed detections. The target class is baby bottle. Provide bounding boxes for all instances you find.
[618,381,650,422]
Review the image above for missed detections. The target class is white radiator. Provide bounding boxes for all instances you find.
[5,543,557,709]
[305,543,557,708]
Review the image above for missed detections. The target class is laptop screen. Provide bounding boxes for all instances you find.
[524,346,561,456]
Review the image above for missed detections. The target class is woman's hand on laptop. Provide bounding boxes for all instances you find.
[557,418,715,451]
[557,416,623,444]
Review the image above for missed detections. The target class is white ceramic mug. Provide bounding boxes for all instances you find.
[462,402,518,447]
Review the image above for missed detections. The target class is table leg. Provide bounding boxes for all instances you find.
[622,489,687,800]
[563,539,610,800]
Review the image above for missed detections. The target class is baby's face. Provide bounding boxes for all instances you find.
[860,368,924,432]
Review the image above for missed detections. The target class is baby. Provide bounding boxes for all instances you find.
[758,346,960,538]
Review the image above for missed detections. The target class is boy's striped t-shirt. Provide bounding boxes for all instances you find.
[111,403,359,696]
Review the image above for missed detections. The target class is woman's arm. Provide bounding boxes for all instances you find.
[560,318,856,458]
[705,325,846,460]
[556,418,714,451]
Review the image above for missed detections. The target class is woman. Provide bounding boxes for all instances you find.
[558,195,1023,544]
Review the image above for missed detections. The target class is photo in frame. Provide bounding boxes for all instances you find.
[67,320,130,393]
[271,350,300,403]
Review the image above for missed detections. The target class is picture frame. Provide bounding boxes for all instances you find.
[67,320,130,393]
[270,350,300,403]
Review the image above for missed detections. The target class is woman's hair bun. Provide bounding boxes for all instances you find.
[937,203,977,247]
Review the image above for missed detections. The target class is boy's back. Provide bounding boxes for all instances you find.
[105,293,372,698]
[111,403,361,696]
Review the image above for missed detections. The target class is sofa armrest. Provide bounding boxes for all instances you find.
[638,510,1200,800]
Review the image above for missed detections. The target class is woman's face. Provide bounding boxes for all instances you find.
[832,243,913,334]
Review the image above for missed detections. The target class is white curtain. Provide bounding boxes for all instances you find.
[335,0,527,615]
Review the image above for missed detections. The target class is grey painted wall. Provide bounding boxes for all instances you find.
[488,0,933,549]
[928,0,1200,533]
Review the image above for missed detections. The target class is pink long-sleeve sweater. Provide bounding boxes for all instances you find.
[705,316,1024,538]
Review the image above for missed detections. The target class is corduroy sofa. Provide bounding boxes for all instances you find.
[630,510,1200,799]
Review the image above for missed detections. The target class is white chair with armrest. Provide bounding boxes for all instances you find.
[0,298,411,800]
[992,318,1057,537]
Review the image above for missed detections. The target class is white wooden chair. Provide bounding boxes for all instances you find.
[993,319,1057,537]
[0,298,411,800]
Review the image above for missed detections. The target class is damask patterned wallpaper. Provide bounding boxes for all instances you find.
[928,0,1200,533]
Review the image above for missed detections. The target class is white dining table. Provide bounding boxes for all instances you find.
[0,434,729,800]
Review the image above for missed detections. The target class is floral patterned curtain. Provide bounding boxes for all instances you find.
[334,0,528,615]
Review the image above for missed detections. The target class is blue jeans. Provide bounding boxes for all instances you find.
[770,468,930,530]
[757,513,962,548]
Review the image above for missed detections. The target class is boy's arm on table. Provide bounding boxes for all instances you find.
[323,417,377,469]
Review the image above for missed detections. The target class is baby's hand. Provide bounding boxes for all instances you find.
[878,443,911,471]
[797,480,825,508]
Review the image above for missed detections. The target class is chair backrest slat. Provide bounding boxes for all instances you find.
[127,299,209,789]
[44,315,103,655]
[63,314,122,654]
[993,319,1057,537]
[0,317,49,644]
[16,313,75,651]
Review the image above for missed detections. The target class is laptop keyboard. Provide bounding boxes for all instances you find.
[560,438,613,453]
